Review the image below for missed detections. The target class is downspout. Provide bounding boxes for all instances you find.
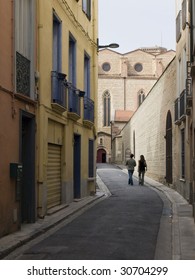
[11,0,16,118]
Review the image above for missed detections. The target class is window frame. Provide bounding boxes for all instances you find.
[84,52,90,98]
[82,0,91,20]
[69,33,77,86]
[53,11,62,72]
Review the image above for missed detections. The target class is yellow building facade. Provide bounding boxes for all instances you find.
[37,0,98,217]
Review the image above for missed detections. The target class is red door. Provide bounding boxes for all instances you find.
[97,149,106,163]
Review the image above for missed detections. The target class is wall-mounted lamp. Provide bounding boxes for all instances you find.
[97,38,119,51]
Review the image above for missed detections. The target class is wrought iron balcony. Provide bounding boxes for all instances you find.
[83,96,94,128]
[51,71,67,113]
[68,87,81,121]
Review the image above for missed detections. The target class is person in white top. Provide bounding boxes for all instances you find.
[126,154,136,185]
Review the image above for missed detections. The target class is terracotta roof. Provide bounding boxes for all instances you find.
[114,110,134,122]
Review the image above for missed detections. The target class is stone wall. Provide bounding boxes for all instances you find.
[121,58,176,183]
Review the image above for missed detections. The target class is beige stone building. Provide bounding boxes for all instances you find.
[97,47,175,163]
[120,57,176,184]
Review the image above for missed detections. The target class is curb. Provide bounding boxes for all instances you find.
[0,190,106,259]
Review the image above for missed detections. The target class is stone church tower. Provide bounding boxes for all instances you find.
[97,47,175,163]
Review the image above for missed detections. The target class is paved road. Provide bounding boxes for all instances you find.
[12,164,168,260]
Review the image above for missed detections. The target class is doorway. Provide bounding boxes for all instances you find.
[20,111,36,223]
[166,111,173,184]
[97,149,107,163]
[73,134,81,198]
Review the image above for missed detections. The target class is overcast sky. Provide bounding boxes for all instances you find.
[98,0,176,54]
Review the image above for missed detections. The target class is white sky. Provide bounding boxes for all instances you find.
[98,0,176,53]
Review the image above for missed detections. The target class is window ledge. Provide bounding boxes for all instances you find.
[83,120,94,129]
[67,111,80,121]
[51,103,67,114]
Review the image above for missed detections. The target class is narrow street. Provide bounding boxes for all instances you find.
[8,164,172,260]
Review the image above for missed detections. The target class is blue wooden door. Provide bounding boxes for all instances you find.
[74,134,81,198]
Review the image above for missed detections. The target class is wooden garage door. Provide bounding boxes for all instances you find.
[47,144,61,209]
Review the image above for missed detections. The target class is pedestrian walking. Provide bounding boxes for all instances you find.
[138,155,147,185]
[126,154,136,185]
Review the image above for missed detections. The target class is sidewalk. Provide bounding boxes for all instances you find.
[0,186,107,259]
[117,164,195,260]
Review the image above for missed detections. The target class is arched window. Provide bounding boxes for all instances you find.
[138,90,145,106]
[103,91,111,126]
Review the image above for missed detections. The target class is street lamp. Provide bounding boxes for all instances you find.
[97,39,119,51]
[98,43,119,49]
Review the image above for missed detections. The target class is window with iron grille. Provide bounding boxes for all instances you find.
[181,129,185,178]
[88,139,94,177]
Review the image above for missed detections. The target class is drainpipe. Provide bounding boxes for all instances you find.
[11,0,16,118]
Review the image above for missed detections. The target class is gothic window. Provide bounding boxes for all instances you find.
[138,90,145,106]
[103,91,111,127]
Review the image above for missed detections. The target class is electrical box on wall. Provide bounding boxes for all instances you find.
[10,163,23,179]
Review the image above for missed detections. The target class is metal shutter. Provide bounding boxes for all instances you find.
[47,144,61,209]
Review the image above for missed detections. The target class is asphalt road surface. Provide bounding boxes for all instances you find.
[11,164,168,260]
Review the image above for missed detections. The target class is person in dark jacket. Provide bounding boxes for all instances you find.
[126,154,136,185]
[138,155,147,185]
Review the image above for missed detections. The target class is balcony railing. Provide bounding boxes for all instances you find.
[68,87,80,119]
[84,96,94,123]
[51,71,67,112]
